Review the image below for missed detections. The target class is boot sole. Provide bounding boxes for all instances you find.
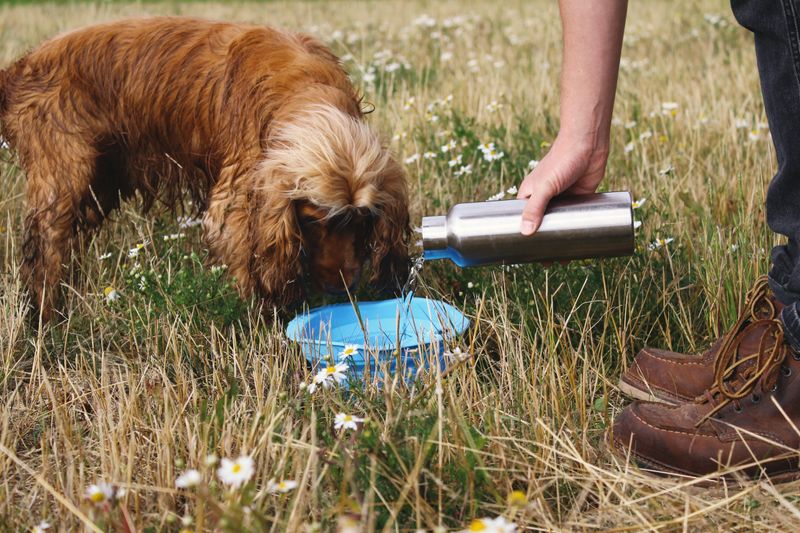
[604,429,800,488]
[616,376,682,406]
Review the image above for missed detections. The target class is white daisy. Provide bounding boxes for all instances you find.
[448,154,463,168]
[216,455,254,489]
[454,164,473,177]
[85,482,115,506]
[443,346,471,362]
[103,286,120,304]
[527,159,539,170]
[648,237,674,250]
[32,521,51,533]
[661,102,679,111]
[487,191,505,201]
[267,479,299,494]
[631,198,646,209]
[485,100,501,113]
[624,142,635,154]
[483,148,504,162]
[309,362,349,393]
[98,252,113,261]
[633,220,643,230]
[461,516,517,532]
[441,139,457,153]
[748,129,760,142]
[334,412,366,432]
[339,344,360,359]
[506,186,518,196]
[423,151,437,160]
[404,153,421,165]
[175,469,202,488]
[127,242,147,258]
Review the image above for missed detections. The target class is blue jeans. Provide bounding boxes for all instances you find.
[732,0,800,348]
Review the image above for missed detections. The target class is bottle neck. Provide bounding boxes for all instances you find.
[421,215,447,254]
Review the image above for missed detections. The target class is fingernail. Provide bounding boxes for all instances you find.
[521,220,535,235]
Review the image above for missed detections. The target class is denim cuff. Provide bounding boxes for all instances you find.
[769,249,800,306]
[781,303,800,352]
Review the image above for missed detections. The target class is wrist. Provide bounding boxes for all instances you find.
[555,127,610,158]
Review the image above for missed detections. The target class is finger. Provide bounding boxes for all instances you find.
[516,171,536,199]
[520,179,555,235]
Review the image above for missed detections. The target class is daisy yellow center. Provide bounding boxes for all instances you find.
[509,490,527,506]
[468,520,487,531]
[326,366,336,374]
[344,415,353,422]
[103,287,115,296]
[232,464,242,474]
[278,482,287,489]
[89,491,105,503]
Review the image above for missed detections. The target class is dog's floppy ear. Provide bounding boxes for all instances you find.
[249,161,306,309]
[369,155,412,292]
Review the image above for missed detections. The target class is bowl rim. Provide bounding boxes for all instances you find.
[285,297,469,353]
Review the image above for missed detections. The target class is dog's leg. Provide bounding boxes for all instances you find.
[203,166,256,295]
[21,145,97,322]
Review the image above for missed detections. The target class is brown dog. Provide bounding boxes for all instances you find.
[0,17,410,320]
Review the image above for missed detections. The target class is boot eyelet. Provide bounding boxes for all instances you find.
[752,394,761,403]
[770,383,779,392]
[793,352,800,361]
[782,366,792,377]
[733,405,743,413]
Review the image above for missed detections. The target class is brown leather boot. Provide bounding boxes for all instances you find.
[611,317,800,481]
[618,276,784,404]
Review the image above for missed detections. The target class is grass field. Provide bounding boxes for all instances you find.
[1,0,795,531]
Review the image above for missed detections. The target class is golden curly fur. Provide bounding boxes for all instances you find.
[0,17,411,321]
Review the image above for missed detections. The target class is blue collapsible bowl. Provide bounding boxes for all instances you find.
[285,297,470,383]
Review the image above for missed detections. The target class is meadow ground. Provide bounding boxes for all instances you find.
[0,0,796,531]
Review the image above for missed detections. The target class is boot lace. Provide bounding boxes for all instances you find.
[694,277,789,427]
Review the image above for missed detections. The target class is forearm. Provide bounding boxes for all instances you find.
[558,0,628,154]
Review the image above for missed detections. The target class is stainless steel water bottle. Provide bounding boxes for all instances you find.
[420,191,634,267]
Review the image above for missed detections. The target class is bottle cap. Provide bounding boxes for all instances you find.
[420,215,447,256]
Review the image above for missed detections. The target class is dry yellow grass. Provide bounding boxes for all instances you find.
[1,0,796,531]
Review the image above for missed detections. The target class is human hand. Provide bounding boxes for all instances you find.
[516,134,609,235]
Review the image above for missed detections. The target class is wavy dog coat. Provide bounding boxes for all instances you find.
[0,17,410,320]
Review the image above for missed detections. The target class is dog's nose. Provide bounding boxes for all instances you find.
[323,267,361,295]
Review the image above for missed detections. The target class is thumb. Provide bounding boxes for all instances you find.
[519,178,556,235]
